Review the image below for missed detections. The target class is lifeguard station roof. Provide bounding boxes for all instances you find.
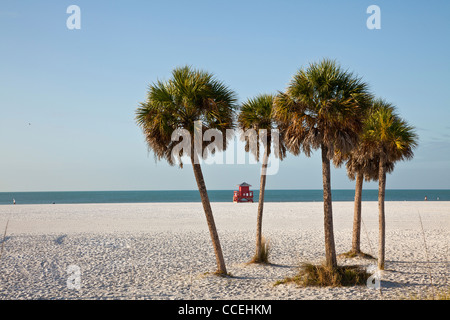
[237,182,252,187]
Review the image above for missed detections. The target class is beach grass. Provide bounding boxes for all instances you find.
[248,237,271,265]
[338,251,376,260]
[203,271,234,278]
[403,286,450,300]
[0,219,9,260]
[275,262,371,287]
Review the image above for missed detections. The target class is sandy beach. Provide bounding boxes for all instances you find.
[0,201,448,300]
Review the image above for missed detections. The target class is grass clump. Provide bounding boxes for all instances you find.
[0,219,10,260]
[275,263,371,287]
[405,286,450,300]
[249,237,271,265]
[203,271,233,278]
[339,251,376,260]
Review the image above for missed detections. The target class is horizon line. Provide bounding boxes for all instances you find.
[1,188,449,193]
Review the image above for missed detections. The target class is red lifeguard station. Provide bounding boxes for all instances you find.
[233,182,254,203]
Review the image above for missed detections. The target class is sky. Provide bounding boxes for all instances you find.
[1,0,449,192]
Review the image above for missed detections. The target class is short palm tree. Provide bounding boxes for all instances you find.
[362,99,418,270]
[274,59,372,268]
[238,94,286,263]
[333,102,395,256]
[340,142,394,255]
[135,66,238,275]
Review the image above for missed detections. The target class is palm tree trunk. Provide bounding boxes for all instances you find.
[255,150,269,261]
[321,144,337,268]
[352,171,364,254]
[190,154,227,275]
[378,154,387,270]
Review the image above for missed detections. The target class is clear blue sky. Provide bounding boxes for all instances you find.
[1,0,449,192]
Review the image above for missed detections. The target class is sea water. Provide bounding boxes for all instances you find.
[0,189,448,205]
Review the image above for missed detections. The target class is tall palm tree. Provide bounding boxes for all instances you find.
[274,59,372,268]
[135,66,238,275]
[238,94,286,263]
[362,99,418,270]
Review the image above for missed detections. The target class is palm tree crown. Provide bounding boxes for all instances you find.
[238,94,286,161]
[335,102,396,182]
[274,59,373,158]
[136,65,238,166]
[362,99,418,164]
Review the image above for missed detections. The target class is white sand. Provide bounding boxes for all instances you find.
[0,201,448,300]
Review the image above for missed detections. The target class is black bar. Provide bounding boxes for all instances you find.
[0,299,445,318]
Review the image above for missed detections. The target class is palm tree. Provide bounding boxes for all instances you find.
[361,99,418,270]
[333,102,394,256]
[274,59,372,268]
[340,142,394,255]
[135,66,238,275]
[237,94,286,263]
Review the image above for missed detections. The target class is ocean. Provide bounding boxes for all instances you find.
[0,189,448,205]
